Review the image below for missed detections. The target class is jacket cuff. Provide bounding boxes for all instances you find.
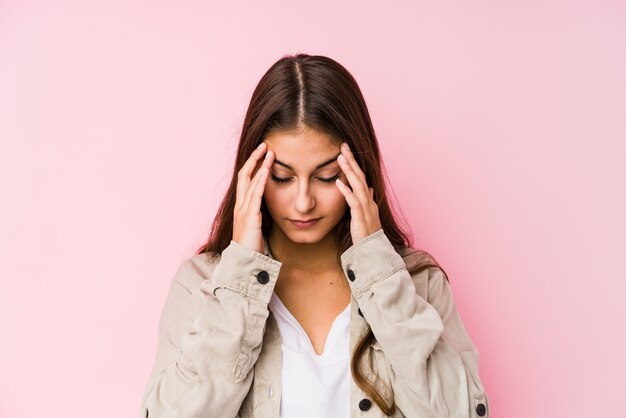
[340,229,406,296]
[211,239,283,305]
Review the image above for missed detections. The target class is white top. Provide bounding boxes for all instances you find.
[268,291,351,418]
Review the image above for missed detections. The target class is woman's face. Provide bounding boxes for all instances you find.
[262,129,349,244]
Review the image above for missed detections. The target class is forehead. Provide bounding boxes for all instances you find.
[263,129,341,170]
[263,129,339,150]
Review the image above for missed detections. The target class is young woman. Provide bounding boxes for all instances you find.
[140,54,490,418]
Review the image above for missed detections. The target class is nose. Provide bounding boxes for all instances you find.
[294,179,315,214]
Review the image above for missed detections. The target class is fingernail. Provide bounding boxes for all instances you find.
[258,142,266,149]
[338,154,346,163]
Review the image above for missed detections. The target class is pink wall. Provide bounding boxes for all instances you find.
[1,0,625,416]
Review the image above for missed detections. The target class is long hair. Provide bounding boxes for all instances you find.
[195,53,448,415]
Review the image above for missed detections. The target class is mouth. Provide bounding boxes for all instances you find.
[289,218,321,229]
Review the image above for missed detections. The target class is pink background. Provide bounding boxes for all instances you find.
[1,0,625,416]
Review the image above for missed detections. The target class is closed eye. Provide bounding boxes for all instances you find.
[270,173,340,184]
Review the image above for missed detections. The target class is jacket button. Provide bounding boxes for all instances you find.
[358,398,371,411]
[256,270,269,284]
[358,308,363,317]
[476,403,486,416]
[347,269,356,281]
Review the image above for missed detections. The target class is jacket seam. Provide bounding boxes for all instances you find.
[353,264,406,298]
[214,279,264,303]
[232,296,254,383]
[173,278,193,295]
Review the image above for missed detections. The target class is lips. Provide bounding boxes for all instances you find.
[289,218,321,228]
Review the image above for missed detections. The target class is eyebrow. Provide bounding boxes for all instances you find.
[273,153,341,171]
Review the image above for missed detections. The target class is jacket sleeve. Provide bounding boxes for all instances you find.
[340,229,490,418]
[140,240,282,418]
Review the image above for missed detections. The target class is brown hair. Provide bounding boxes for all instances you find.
[195,53,448,415]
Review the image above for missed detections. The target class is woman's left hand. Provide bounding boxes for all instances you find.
[335,142,383,244]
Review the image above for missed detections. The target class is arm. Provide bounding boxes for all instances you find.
[140,240,282,418]
[341,229,490,418]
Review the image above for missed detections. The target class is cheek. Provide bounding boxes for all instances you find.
[262,187,287,209]
[322,187,348,210]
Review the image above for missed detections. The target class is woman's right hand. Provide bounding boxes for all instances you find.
[232,141,275,254]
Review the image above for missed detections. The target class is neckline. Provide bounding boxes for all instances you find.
[270,292,351,359]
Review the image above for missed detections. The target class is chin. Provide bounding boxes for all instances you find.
[286,235,321,245]
[279,219,333,244]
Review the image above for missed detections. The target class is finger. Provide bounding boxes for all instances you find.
[337,152,369,205]
[250,152,273,212]
[340,143,367,183]
[242,163,266,212]
[243,149,273,211]
[236,142,267,208]
[336,178,363,216]
[248,166,269,213]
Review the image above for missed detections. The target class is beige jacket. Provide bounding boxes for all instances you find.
[140,229,490,418]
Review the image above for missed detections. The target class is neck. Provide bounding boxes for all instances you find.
[267,225,340,273]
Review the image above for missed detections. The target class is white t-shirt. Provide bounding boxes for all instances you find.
[268,291,351,418]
